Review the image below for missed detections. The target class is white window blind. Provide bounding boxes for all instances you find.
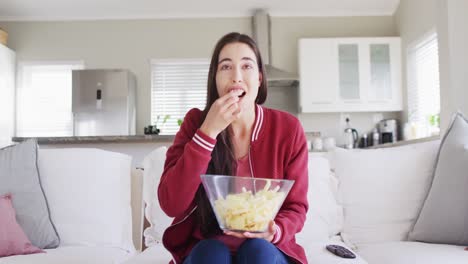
[407,32,440,127]
[16,61,84,137]
[151,59,209,135]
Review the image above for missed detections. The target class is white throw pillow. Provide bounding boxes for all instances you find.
[142,147,173,247]
[299,154,343,244]
[297,156,328,244]
[333,140,440,246]
[38,148,135,253]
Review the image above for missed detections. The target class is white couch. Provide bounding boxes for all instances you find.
[0,148,144,264]
[127,139,468,264]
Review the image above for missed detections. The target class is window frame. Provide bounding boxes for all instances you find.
[150,58,209,135]
[406,29,440,130]
[15,60,85,137]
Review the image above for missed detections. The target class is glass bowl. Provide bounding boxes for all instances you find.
[200,174,295,233]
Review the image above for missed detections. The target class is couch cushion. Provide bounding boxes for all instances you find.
[0,246,132,264]
[357,241,468,264]
[123,239,369,264]
[304,239,369,264]
[0,193,44,257]
[38,148,134,253]
[121,244,173,264]
[409,112,468,245]
[0,140,60,249]
[333,140,440,245]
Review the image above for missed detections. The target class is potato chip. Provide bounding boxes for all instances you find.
[213,180,286,232]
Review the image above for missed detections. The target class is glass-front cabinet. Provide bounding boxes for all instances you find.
[338,44,360,100]
[369,44,392,101]
[299,37,402,113]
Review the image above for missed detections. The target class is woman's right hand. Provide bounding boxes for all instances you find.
[200,91,242,138]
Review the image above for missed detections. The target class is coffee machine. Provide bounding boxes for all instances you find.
[378,119,399,144]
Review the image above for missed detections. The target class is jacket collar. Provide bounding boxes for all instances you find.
[251,104,264,142]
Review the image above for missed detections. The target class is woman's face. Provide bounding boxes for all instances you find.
[215,42,262,111]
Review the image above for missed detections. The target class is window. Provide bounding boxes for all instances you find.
[151,59,209,135]
[407,31,440,137]
[16,61,84,137]
[0,46,15,147]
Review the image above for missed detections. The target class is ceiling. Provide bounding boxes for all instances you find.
[0,0,400,21]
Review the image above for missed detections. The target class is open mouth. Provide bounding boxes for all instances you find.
[239,91,246,98]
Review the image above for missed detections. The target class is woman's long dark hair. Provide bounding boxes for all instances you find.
[195,32,268,237]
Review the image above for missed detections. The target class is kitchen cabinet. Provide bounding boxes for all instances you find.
[299,37,402,113]
[0,44,16,147]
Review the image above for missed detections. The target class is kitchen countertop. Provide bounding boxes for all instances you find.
[12,135,175,144]
[307,135,441,152]
[366,135,440,149]
[12,134,440,146]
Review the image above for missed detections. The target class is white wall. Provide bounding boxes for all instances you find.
[0,18,251,135]
[437,0,468,131]
[0,16,397,143]
[394,0,438,124]
[395,0,468,132]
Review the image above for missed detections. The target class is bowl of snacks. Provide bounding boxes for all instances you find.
[200,174,295,233]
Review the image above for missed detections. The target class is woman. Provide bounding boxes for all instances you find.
[158,32,308,264]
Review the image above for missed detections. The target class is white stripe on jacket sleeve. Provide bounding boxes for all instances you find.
[192,133,214,151]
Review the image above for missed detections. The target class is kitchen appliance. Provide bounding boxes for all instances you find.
[359,133,369,148]
[344,117,359,149]
[378,119,398,144]
[344,127,359,149]
[372,128,380,146]
[72,69,136,136]
[252,9,297,87]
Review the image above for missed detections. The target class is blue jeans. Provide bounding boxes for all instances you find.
[183,239,291,264]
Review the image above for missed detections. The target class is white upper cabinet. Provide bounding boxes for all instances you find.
[299,37,402,113]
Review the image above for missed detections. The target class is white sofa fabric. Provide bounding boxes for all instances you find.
[357,242,468,264]
[38,148,135,253]
[1,147,139,264]
[333,140,440,246]
[135,139,468,264]
[0,246,132,264]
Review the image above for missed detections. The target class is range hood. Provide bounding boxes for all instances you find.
[252,9,298,87]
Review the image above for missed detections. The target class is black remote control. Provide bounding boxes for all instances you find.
[326,244,356,259]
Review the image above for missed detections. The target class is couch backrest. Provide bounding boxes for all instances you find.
[140,140,442,249]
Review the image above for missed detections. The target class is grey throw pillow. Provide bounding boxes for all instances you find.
[0,140,60,249]
[409,112,468,245]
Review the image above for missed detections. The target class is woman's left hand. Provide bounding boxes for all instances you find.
[224,220,276,242]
